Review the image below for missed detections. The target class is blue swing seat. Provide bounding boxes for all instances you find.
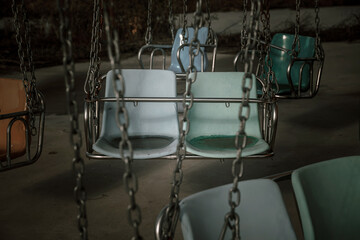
[168,27,209,73]
[179,179,297,240]
[93,69,179,159]
[292,156,360,240]
[185,72,269,158]
[266,33,316,95]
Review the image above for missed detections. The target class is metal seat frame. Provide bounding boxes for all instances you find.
[0,91,45,171]
[137,27,218,80]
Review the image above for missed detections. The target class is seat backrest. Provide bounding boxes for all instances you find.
[169,27,209,73]
[292,156,360,240]
[0,78,27,160]
[180,179,297,240]
[269,33,315,91]
[186,72,262,140]
[99,69,179,140]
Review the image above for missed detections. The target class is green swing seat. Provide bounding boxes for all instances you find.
[292,156,360,240]
[185,72,269,158]
[267,33,316,95]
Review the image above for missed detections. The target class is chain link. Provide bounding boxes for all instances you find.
[85,0,103,97]
[145,0,153,44]
[161,1,203,239]
[168,0,175,42]
[314,0,322,59]
[12,0,39,136]
[57,0,88,239]
[85,0,103,146]
[219,0,261,239]
[240,0,248,52]
[204,0,214,44]
[292,0,301,57]
[181,0,188,41]
[103,1,143,239]
[262,0,278,96]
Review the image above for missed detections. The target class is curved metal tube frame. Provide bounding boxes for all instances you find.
[84,80,276,160]
[0,92,45,171]
[273,44,325,99]
[137,34,218,74]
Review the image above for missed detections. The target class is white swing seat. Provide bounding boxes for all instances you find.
[179,179,297,240]
[185,72,269,158]
[168,27,209,73]
[93,69,179,159]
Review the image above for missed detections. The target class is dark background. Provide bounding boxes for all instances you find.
[0,0,359,69]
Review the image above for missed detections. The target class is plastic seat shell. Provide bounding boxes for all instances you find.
[179,179,297,240]
[93,69,179,159]
[292,156,360,240]
[0,78,27,160]
[168,27,209,73]
[185,72,269,158]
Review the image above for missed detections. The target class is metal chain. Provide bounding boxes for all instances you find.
[204,0,214,44]
[240,0,248,52]
[181,0,188,41]
[314,0,322,59]
[219,0,261,239]
[84,0,103,97]
[256,4,266,78]
[292,0,301,57]
[12,0,39,136]
[57,0,88,239]
[263,0,278,96]
[168,0,175,42]
[103,2,143,239]
[145,0,153,44]
[161,1,203,239]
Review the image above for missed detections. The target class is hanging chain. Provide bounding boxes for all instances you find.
[220,0,261,239]
[161,1,203,239]
[84,0,103,98]
[263,0,278,96]
[204,0,214,44]
[104,1,143,239]
[145,0,153,44]
[292,0,301,57]
[12,0,39,136]
[58,0,88,239]
[168,0,175,42]
[240,0,248,52]
[181,0,188,41]
[256,4,266,78]
[314,0,322,59]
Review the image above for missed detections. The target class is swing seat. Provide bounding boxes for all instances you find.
[291,156,360,240]
[168,27,209,74]
[185,72,269,158]
[179,179,297,240]
[0,78,27,161]
[266,33,315,95]
[93,69,179,159]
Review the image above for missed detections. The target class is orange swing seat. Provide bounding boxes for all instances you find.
[0,78,28,161]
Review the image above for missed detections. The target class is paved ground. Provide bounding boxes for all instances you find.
[0,41,360,239]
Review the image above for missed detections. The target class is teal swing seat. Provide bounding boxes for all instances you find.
[93,69,179,159]
[168,27,209,73]
[266,33,318,97]
[179,179,297,240]
[185,72,270,158]
[292,156,360,240]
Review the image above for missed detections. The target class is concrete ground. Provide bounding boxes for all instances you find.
[0,41,360,239]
